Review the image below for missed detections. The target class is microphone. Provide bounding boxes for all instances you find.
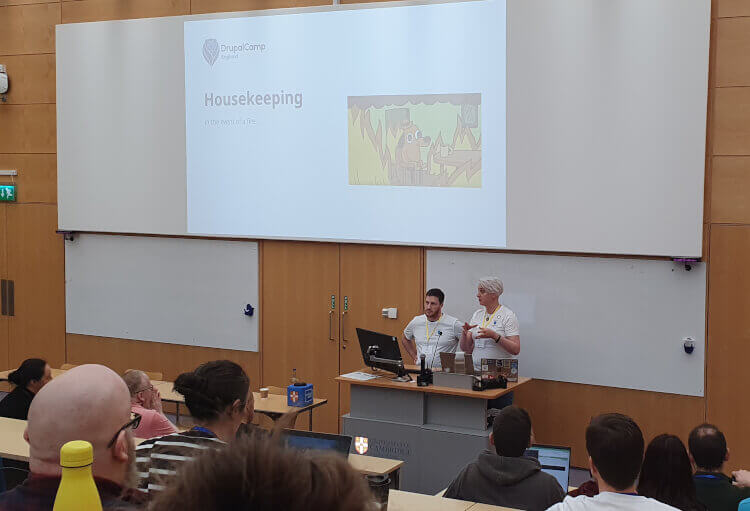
[429,331,443,370]
[420,354,426,374]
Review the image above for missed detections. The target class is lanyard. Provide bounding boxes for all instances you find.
[481,305,501,328]
[192,426,217,438]
[425,314,443,342]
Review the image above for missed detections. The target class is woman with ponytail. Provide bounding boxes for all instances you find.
[0,358,51,420]
[134,360,253,498]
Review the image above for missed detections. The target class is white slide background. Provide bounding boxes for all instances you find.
[184,1,506,247]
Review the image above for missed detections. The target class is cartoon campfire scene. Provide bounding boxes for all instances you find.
[348,93,481,188]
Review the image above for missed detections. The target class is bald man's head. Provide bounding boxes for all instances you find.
[26,364,133,482]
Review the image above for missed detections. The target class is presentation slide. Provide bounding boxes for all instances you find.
[184,0,507,248]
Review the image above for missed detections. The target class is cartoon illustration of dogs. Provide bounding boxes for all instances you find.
[390,120,432,185]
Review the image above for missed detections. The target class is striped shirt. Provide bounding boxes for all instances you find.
[135,428,225,497]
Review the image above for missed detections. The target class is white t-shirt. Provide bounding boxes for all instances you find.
[403,314,462,369]
[547,492,679,511]
[468,305,520,371]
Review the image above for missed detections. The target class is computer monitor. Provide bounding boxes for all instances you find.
[524,444,571,490]
[281,429,353,457]
[356,328,404,370]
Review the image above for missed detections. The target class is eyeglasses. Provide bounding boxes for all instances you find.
[107,413,142,448]
[135,385,154,394]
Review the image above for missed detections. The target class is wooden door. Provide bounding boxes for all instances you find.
[7,204,65,368]
[261,241,341,433]
[338,244,424,424]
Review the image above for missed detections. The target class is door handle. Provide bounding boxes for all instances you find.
[341,310,348,348]
[329,310,334,341]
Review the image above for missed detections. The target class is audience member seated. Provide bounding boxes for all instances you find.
[638,434,706,511]
[135,360,253,498]
[547,413,678,510]
[148,433,373,511]
[0,364,143,510]
[0,359,52,420]
[688,423,750,511]
[122,370,177,439]
[443,405,565,510]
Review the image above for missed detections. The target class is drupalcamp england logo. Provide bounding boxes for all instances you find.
[203,39,220,66]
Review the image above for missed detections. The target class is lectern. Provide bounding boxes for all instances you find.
[337,370,531,494]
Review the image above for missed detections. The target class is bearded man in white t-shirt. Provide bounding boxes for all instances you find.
[401,288,463,370]
[547,413,678,511]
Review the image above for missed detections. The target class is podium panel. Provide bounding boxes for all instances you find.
[339,373,531,493]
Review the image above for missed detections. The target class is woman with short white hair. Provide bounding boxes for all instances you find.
[460,276,521,374]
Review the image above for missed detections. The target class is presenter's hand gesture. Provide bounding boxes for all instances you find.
[477,327,499,341]
[462,322,477,333]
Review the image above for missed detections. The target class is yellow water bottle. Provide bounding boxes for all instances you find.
[53,440,102,511]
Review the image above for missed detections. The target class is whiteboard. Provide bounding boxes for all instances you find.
[65,235,259,352]
[427,250,705,396]
[56,0,710,257]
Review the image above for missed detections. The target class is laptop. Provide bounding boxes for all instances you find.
[439,352,475,375]
[524,444,571,490]
[281,429,353,457]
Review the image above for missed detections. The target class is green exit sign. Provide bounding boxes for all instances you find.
[0,185,16,202]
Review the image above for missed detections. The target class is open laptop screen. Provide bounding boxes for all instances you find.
[524,444,571,490]
[282,429,353,457]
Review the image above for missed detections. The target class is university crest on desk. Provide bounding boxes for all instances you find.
[355,436,369,455]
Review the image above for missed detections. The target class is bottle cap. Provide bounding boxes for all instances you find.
[60,440,94,468]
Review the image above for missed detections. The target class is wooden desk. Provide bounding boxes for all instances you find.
[336,369,531,400]
[349,453,404,488]
[0,368,66,381]
[467,504,519,511]
[154,381,328,431]
[0,370,327,432]
[0,417,30,462]
[0,418,403,483]
[469,504,518,511]
[387,489,475,511]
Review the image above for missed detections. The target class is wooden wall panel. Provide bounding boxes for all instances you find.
[191,0,330,14]
[0,207,7,374]
[712,87,750,155]
[61,0,189,23]
[0,154,56,204]
[261,241,340,433]
[0,207,7,278]
[0,54,55,105]
[706,225,750,471]
[0,105,56,154]
[515,380,705,468]
[715,0,750,19]
[66,334,261,388]
[715,18,750,87]
[0,3,58,56]
[710,156,750,223]
[7,204,65,368]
